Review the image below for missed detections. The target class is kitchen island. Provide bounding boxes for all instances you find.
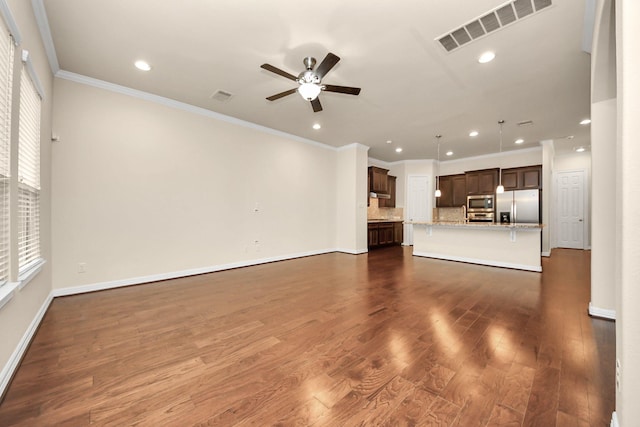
[407,221,543,272]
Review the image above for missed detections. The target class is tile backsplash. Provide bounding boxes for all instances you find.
[433,207,465,222]
[367,197,404,220]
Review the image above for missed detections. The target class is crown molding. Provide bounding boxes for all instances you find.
[31,0,59,73]
[55,70,337,152]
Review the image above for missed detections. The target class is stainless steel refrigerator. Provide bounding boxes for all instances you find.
[495,189,540,224]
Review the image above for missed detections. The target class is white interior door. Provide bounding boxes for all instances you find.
[405,176,430,245]
[556,170,585,249]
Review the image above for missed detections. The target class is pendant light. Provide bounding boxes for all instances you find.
[496,120,505,194]
[434,134,442,198]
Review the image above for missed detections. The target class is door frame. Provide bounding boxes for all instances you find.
[553,168,589,250]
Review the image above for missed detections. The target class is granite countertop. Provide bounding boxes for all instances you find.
[405,221,543,229]
[367,218,404,223]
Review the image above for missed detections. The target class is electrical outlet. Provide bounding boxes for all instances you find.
[78,263,86,273]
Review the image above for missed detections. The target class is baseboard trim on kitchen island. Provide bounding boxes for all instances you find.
[52,248,339,298]
[413,251,542,272]
[589,302,616,320]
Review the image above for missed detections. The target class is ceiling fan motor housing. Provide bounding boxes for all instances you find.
[298,70,321,85]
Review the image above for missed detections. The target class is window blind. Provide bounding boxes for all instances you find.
[0,22,13,285]
[17,65,40,271]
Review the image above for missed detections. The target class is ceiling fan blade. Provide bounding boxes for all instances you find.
[314,53,340,79]
[266,88,298,101]
[260,63,298,81]
[311,98,323,112]
[323,84,361,96]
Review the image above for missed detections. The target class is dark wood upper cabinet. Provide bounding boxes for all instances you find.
[436,175,453,207]
[368,166,389,193]
[502,169,519,190]
[466,169,499,195]
[436,174,466,207]
[437,167,541,208]
[379,175,397,208]
[501,165,542,190]
[522,167,542,189]
[452,175,467,207]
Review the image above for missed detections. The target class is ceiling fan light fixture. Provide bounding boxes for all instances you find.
[298,83,322,101]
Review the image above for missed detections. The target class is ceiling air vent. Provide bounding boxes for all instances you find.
[211,90,233,102]
[513,0,534,18]
[436,0,553,53]
[496,4,517,25]
[465,21,486,39]
[533,0,552,11]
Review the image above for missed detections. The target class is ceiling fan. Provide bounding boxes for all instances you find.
[261,52,361,113]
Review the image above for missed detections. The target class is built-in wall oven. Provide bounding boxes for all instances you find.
[467,195,495,222]
[467,212,494,222]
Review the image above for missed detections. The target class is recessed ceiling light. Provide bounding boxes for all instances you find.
[478,51,495,64]
[469,131,479,137]
[514,138,524,144]
[580,119,591,125]
[575,146,586,152]
[312,123,321,130]
[386,140,392,144]
[395,147,402,153]
[134,60,151,71]
[446,151,453,156]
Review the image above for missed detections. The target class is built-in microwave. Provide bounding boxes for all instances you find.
[467,195,494,213]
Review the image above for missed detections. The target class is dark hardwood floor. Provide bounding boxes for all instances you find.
[0,247,615,426]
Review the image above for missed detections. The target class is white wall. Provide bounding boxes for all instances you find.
[336,144,368,253]
[0,0,53,386]
[617,0,640,424]
[51,77,339,290]
[438,147,542,176]
[591,0,617,316]
[541,141,554,255]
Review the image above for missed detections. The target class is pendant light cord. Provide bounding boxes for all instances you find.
[436,135,441,190]
[498,120,504,186]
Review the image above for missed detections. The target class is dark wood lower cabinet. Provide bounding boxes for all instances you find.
[368,224,379,247]
[393,222,403,245]
[368,221,403,249]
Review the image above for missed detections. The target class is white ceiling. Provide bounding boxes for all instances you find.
[39,0,592,162]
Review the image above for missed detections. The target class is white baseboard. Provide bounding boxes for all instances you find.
[589,302,616,320]
[53,249,340,297]
[413,251,542,272]
[541,251,551,257]
[336,248,368,255]
[0,293,53,398]
[611,411,619,427]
